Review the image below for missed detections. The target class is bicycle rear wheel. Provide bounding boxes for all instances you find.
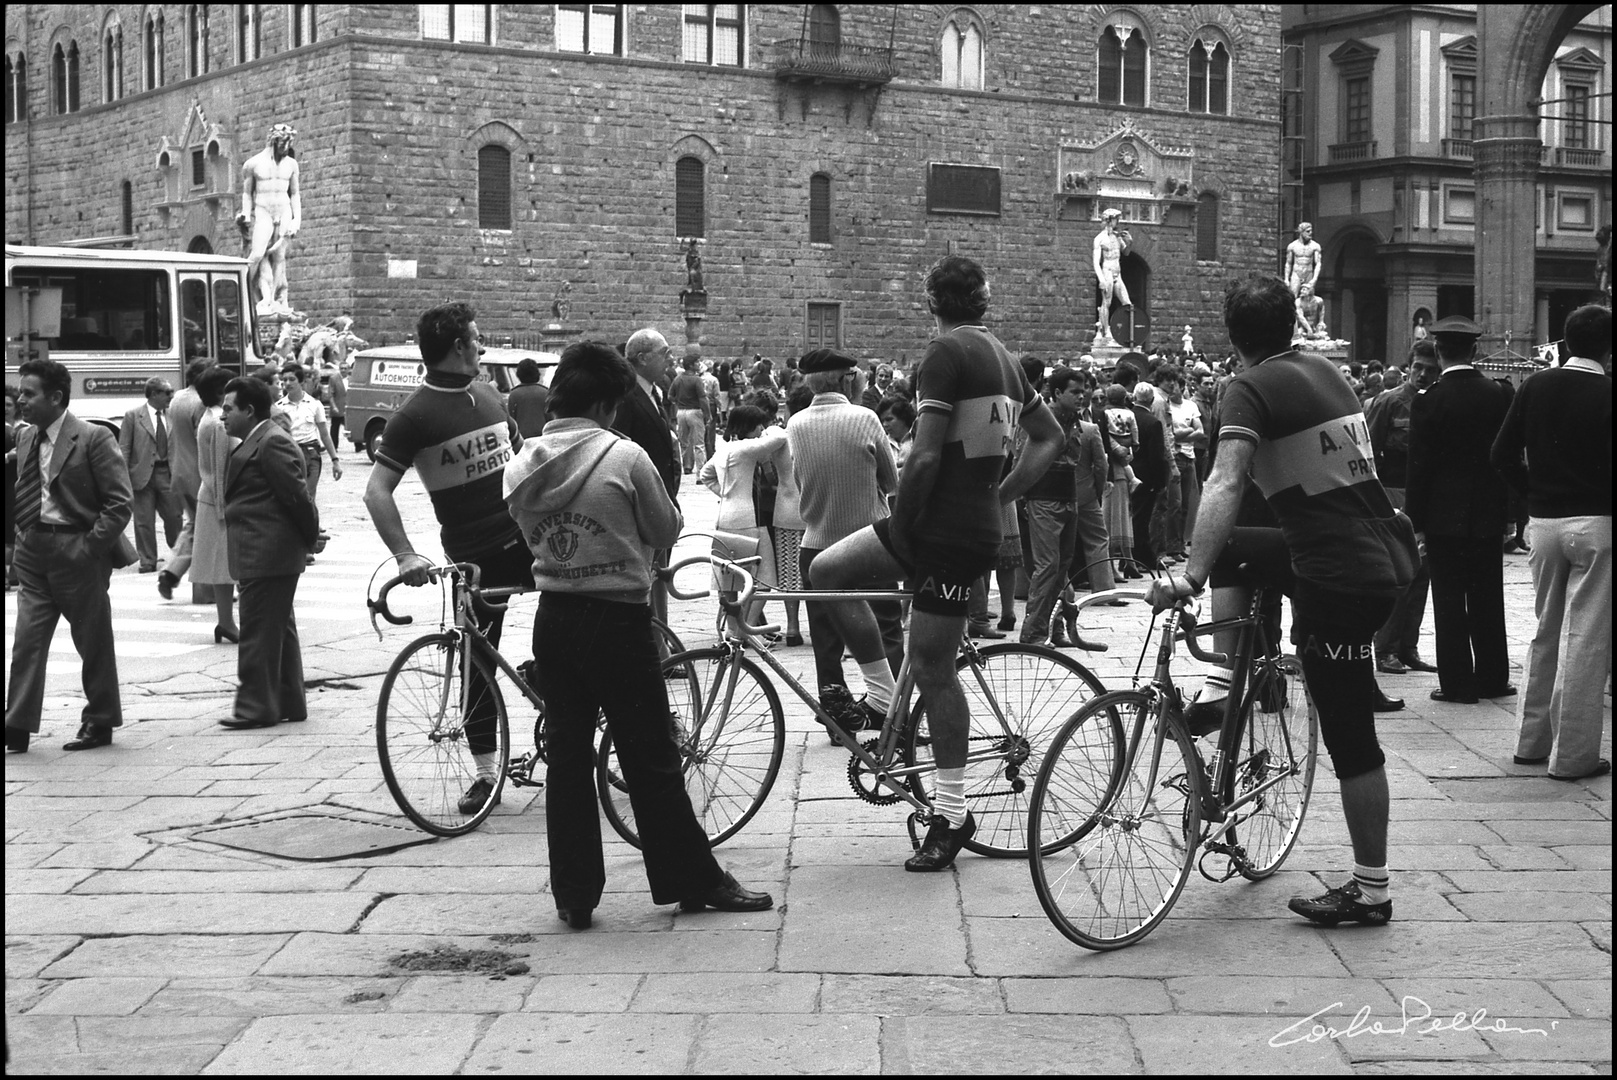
[905,643,1108,857]
[597,646,786,849]
[377,633,510,837]
[1029,690,1202,950]
[1233,655,1318,880]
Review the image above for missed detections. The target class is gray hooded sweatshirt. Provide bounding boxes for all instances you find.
[503,418,683,604]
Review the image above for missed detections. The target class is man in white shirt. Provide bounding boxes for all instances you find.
[273,363,343,499]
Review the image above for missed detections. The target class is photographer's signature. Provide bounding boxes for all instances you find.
[1270,996,1554,1047]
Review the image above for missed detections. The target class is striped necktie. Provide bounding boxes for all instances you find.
[15,433,42,534]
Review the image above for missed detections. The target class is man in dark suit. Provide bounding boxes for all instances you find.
[6,359,135,753]
[120,376,186,573]
[218,376,323,729]
[616,328,680,623]
[1405,316,1515,704]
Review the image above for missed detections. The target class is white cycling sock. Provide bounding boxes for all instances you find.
[473,752,499,782]
[1352,863,1390,904]
[1196,670,1232,706]
[933,768,968,828]
[859,660,897,713]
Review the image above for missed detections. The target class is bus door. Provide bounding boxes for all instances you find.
[179,271,249,376]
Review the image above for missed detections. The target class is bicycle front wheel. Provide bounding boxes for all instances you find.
[905,643,1108,857]
[1029,690,1202,951]
[377,633,510,837]
[1233,655,1318,880]
[597,646,786,849]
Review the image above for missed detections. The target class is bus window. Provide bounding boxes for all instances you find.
[181,276,212,363]
[10,267,173,352]
[214,275,244,373]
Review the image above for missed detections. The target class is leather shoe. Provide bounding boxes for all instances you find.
[62,723,113,751]
[6,727,30,753]
[1428,688,1478,704]
[905,812,976,872]
[1480,684,1517,698]
[1373,692,1405,713]
[157,571,177,600]
[679,871,774,913]
[967,623,1007,639]
[1184,700,1225,737]
[556,906,593,930]
[219,716,280,729]
[1512,755,1549,766]
[1549,759,1611,782]
[1398,653,1438,673]
[1376,656,1408,675]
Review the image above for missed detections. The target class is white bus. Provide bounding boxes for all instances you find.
[5,244,263,434]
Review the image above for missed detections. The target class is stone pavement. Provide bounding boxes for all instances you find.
[4,451,1611,1074]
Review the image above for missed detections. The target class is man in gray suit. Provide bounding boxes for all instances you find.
[6,359,135,753]
[218,376,323,729]
[157,360,212,600]
[119,376,185,573]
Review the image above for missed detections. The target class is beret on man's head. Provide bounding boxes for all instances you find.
[799,348,858,374]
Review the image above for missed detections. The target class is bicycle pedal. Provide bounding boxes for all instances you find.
[905,811,928,851]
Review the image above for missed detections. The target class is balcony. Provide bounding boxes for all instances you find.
[1554,145,1605,168]
[768,38,895,87]
[1328,140,1377,163]
[1442,138,1473,160]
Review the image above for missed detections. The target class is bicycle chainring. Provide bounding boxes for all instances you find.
[848,738,908,805]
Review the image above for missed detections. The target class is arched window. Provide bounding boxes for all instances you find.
[675,155,705,237]
[238,5,262,62]
[808,5,839,57]
[1189,37,1229,114]
[52,42,81,114]
[121,180,135,235]
[809,172,832,243]
[188,6,211,78]
[1196,192,1219,261]
[103,20,125,103]
[146,11,166,90]
[477,144,512,230]
[1097,20,1147,106]
[940,11,984,90]
[6,54,26,124]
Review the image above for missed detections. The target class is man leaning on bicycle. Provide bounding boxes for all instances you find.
[1147,273,1420,928]
[809,255,1063,872]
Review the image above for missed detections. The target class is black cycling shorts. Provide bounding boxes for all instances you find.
[873,518,999,617]
[1208,527,1395,781]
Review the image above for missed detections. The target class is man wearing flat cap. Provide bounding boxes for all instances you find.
[786,348,904,736]
[1405,316,1516,703]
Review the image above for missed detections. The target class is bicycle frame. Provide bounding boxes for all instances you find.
[1076,587,1305,843]
[682,559,1045,820]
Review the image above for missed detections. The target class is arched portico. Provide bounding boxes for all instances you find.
[1474,5,1601,350]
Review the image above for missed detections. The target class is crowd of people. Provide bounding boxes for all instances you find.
[4,258,1610,933]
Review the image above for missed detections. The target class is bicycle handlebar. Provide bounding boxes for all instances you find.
[369,561,508,634]
[1176,610,1229,667]
[658,552,761,611]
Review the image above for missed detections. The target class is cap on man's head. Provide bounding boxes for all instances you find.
[1429,315,1483,338]
[799,348,858,374]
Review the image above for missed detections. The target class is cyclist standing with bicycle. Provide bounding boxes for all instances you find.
[504,340,772,928]
[811,255,1063,871]
[1146,274,1420,928]
[362,301,534,817]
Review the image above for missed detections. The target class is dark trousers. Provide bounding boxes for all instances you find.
[132,462,185,570]
[1373,487,1429,660]
[800,545,905,694]
[460,536,537,754]
[533,593,725,909]
[1425,535,1510,697]
[1130,484,1160,569]
[234,574,306,724]
[5,530,122,732]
